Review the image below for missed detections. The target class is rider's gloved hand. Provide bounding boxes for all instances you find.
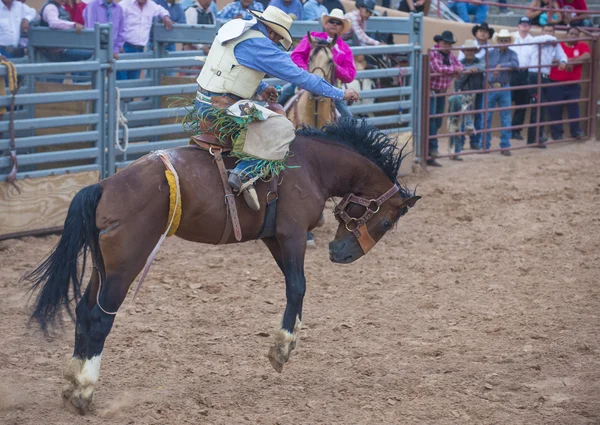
[261,86,279,104]
[343,88,360,103]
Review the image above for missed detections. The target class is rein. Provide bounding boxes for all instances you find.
[333,184,400,254]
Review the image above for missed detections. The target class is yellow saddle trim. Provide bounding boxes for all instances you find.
[164,169,182,237]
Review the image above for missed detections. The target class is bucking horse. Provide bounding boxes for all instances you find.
[24,119,420,414]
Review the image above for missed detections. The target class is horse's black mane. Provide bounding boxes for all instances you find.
[297,119,411,196]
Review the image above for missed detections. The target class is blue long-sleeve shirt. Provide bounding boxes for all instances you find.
[486,47,519,85]
[234,22,344,100]
[268,0,303,20]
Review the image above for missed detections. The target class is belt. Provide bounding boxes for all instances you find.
[529,72,549,79]
[124,42,144,48]
[488,82,508,89]
[197,88,243,101]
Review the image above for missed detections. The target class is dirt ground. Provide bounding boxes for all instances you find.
[1,140,599,425]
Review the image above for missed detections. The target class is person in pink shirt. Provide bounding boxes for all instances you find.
[278,8,356,117]
[64,0,86,25]
[117,0,173,80]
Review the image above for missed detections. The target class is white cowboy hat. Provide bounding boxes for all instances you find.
[321,8,352,34]
[460,39,479,50]
[492,28,515,44]
[249,6,294,51]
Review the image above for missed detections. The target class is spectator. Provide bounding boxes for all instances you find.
[525,24,567,147]
[279,9,355,117]
[398,0,430,14]
[303,0,328,21]
[84,0,125,60]
[343,0,381,46]
[269,0,303,20]
[184,0,217,25]
[217,0,264,21]
[459,22,494,62]
[485,29,518,155]
[448,39,484,159]
[156,0,185,60]
[0,0,37,59]
[449,0,488,23]
[64,0,87,25]
[118,0,172,80]
[428,30,463,167]
[526,0,562,26]
[510,16,533,140]
[561,0,592,27]
[547,26,590,140]
[322,0,344,13]
[40,0,94,62]
[497,0,511,14]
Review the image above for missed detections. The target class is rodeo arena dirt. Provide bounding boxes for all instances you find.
[1,140,599,424]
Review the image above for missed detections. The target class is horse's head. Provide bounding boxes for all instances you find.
[307,33,336,85]
[329,188,420,263]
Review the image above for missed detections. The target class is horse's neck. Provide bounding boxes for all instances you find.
[308,139,393,199]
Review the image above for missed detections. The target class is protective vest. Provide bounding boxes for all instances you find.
[197,29,265,99]
[40,0,72,26]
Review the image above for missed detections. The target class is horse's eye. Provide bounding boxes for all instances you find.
[382,220,392,231]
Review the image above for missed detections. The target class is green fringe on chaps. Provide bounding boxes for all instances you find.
[175,99,292,180]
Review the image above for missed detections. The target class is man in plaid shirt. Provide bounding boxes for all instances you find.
[217,0,264,20]
[343,0,381,46]
[428,30,463,167]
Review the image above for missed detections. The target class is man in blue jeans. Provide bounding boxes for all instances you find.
[485,29,518,156]
[449,0,488,23]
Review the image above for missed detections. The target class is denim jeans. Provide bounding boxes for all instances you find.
[485,88,511,149]
[163,43,177,77]
[429,94,446,153]
[470,93,483,148]
[449,2,489,23]
[547,83,582,138]
[116,43,145,80]
[527,73,549,143]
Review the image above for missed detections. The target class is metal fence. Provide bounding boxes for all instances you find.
[0,15,423,182]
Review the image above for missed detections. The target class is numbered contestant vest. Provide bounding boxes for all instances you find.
[197,24,266,100]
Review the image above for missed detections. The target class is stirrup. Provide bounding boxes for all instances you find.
[243,185,260,211]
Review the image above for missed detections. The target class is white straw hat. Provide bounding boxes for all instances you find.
[492,28,515,44]
[321,8,352,34]
[249,6,294,51]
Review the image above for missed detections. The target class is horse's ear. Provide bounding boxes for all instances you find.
[403,196,421,209]
[330,34,338,48]
[307,31,313,44]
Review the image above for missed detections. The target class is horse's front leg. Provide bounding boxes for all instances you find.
[263,236,306,373]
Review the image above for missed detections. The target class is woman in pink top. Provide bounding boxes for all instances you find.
[64,0,87,25]
[278,8,356,117]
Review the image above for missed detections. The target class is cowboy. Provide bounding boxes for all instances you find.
[485,28,519,155]
[459,22,494,62]
[193,6,359,210]
[448,39,484,159]
[278,8,356,118]
[343,0,381,47]
[428,30,463,167]
[509,16,534,141]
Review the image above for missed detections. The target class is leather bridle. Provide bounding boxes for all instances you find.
[333,184,400,254]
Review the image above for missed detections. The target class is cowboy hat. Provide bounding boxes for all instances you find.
[249,6,294,51]
[471,22,494,38]
[492,28,514,43]
[460,39,479,50]
[433,30,456,44]
[321,8,352,34]
[358,0,377,13]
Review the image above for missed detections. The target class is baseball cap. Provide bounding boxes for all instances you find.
[519,17,531,24]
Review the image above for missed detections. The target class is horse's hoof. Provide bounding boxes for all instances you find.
[267,330,296,373]
[62,383,93,415]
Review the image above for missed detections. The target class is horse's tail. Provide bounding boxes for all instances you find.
[24,184,104,331]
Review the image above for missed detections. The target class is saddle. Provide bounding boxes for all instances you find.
[189,134,280,244]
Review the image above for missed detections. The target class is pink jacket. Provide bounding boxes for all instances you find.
[290,32,356,84]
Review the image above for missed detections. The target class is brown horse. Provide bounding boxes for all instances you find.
[287,35,337,128]
[25,119,420,414]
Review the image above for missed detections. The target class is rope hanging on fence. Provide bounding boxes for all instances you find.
[115,87,129,153]
[1,60,21,192]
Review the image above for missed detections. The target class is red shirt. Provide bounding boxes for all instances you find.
[562,0,588,11]
[550,41,590,81]
[65,2,87,25]
[429,45,463,93]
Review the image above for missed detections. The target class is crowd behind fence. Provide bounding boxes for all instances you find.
[421,28,598,168]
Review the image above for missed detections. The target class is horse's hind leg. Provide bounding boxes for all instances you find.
[62,230,156,414]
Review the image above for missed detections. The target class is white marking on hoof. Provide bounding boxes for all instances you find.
[268,329,296,373]
[62,354,102,414]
